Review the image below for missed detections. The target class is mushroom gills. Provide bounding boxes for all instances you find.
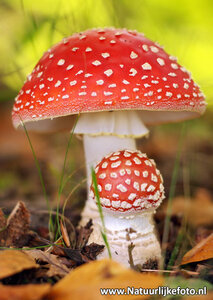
[74,111,149,138]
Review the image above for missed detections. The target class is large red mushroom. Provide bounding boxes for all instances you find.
[12,28,206,226]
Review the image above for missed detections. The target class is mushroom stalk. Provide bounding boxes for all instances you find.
[89,211,161,267]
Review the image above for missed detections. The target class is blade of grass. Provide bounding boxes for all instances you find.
[161,122,186,270]
[91,167,111,259]
[55,114,80,240]
[21,118,54,237]
[62,177,87,218]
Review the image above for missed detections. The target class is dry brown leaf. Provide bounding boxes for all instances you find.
[181,233,213,265]
[162,188,213,227]
[6,201,30,247]
[47,259,164,300]
[0,250,38,280]
[0,283,50,300]
[0,209,6,243]
[25,249,69,277]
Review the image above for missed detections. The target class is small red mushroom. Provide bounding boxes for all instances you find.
[90,150,165,267]
[12,28,206,227]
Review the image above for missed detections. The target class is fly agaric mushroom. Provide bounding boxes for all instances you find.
[90,149,164,267]
[12,28,206,226]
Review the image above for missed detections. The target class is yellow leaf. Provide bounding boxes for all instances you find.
[47,259,164,300]
[181,233,213,265]
[0,250,38,280]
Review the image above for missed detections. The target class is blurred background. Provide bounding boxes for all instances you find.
[0,0,212,236]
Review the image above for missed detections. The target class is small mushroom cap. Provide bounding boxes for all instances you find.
[12,28,206,129]
[90,150,165,214]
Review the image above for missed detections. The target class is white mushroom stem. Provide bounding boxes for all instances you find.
[88,210,161,267]
[75,111,149,224]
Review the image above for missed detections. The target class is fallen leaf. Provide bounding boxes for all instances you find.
[25,249,69,277]
[47,259,164,300]
[163,189,213,227]
[0,250,38,280]
[181,233,213,265]
[6,201,30,247]
[0,283,50,300]
[60,220,70,247]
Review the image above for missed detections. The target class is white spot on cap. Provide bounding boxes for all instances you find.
[110,172,117,178]
[99,173,106,179]
[85,73,93,78]
[173,83,178,88]
[85,47,92,52]
[48,97,54,102]
[47,77,53,81]
[119,169,126,176]
[101,52,110,58]
[98,185,102,192]
[92,60,101,66]
[112,193,119,198]
[184,83,189,89]
[105,184,112,191]
[171,63,178,69]
[147,185,156,192]
[117,184,127,193]
[120,64,124,68]
[109,83,116,88]
[66,65,74,70]
[134,170,140,176]
[62,95,69,99]
[130,51,138,59]
[166,92,172,97]
[79,92,87,96]
[104,91,113,96]
[142,63,152,70]
[125,160,132,166]
[133,88,139,92]
[142,45,149,52]
[104,69,113,77]
[96,80,104,85]
[121,96,129,100]
[102,162,108,168]
[57,59,65,66]
[70,80,77,86]
[168,72,177,77]
[157,58,165,66]
[37,72,43,78]
[39,84,45,89]
[123,80,130,85]
[133,182,140,191]
[99,36,106,40]
[49,54,54,58]
[151,174,158,182]
[55,80,61,87]
[143,171,148,177]
[111,161,121,168]
[150,46,159,53]
[128,193,137,201]
[125,179,131,185]
[110,40,116,44]
[129,68,137,76]
[142,75,148,80]
[91,92,97,96]
[145,160,152,166]
[133,157,141,165]
[141,183,148,191]
[112,201,121,208]
[72,47,79,52]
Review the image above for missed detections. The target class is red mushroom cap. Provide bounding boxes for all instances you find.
[91,150,164,213]
[12,28,206,129]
